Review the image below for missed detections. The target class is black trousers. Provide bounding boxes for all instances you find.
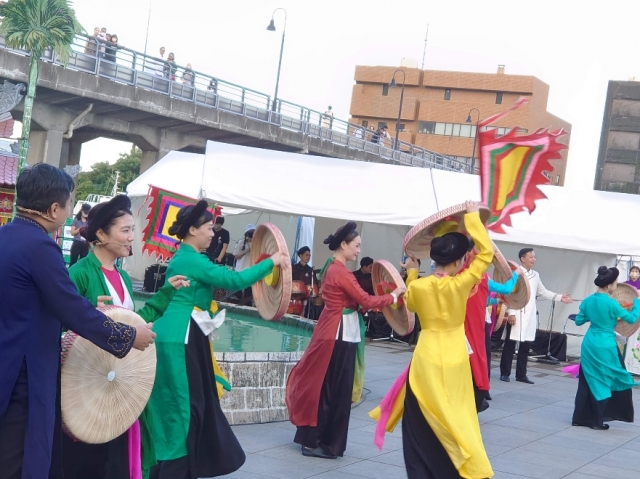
[572,351,634,428]
[0,361,28,479]
[69,240,89,267]
[485,321,492,384]
[402,373,462,479]
[294,339,356,457]
[499,323,531,379]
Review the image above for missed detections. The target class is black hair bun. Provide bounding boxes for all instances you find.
[431,236,455,254]
[597,266,609,276]
[168,221,181,237]
[323,234,335,245]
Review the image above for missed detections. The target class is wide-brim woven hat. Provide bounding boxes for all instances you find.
[404,202,490,259]
[250,223,292,320]
[491,241,512,279]
[493,260,531,310]
[371,259,415,336]
[494,303,509,330]
[611,283,640,338]
[60,306,156,444]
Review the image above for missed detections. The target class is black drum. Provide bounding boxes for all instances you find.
[144,264,167,292]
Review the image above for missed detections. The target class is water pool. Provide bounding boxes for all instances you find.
[133,294,312,353]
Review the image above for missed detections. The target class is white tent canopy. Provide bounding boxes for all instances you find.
[127,142,640,356]
[128,142,640,257]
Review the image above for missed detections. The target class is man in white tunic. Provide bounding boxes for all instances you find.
[499,248,572,384]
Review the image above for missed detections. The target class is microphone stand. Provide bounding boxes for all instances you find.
[533,301,560,365]
[534,298,582,365]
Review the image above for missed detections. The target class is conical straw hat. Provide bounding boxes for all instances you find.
[372,259,415,336]
[60,306,156,444]
[404,202,490,259]
[494,303,509,330]
[611,283,640,338]
[493,260,530,310]
[250,223,292,320]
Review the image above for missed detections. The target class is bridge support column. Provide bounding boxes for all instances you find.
[66,141,83,203]
[26,130,65,167]
[140,150,159,174]
[67,141,82,168]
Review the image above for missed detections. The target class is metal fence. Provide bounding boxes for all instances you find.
[0,34,474,173]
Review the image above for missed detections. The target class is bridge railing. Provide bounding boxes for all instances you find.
[0,34,475,174]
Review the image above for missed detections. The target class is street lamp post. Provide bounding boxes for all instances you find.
[266,8,287,112]
[466,108,480,173]
[389,70,406,151]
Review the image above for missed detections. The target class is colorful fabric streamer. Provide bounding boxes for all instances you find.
[140,185,221,260]
[369,364,409,450]
[478,98,568,233]
[562,363,580,379]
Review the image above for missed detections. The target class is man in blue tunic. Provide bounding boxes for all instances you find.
[0,164,157,479]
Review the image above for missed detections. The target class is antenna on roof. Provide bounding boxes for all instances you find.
[421,24,429,71]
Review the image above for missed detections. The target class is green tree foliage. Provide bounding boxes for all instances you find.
[0,0,83,217]
[75,147,141,201]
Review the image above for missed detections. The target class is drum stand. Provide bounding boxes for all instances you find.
[370,311,410,345]
[372,330,410,345]
[533,302,560,365]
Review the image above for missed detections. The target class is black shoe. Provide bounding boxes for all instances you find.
[516,376,534,384]
[499,375,510,382]
[485,392,492,400]
[590,424,610,431]
[301,446,337,459]
[478,399,490,413]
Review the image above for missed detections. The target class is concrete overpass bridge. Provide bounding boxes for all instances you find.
[0,34,470,174]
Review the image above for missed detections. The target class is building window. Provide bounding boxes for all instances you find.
[362,120,368,127]
[496,92,503,104]
[382,84,389,96]
[418,121,479,137]
[418,121,436,134]
[444,89,451,100]
[444,123,453,136]
[378,121,387,129]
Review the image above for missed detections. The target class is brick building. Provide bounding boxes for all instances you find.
[349,65,571,185]
[594,80,640,194]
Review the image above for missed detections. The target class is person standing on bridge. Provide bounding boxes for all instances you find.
[85,27,100,56]
[322,106,333,129]
[164,52,177,81]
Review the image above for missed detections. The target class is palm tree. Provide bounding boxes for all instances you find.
[0,0,82,215]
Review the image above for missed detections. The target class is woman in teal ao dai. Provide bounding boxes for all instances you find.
[572,266,640,430]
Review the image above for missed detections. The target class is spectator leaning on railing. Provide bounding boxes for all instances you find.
[85,27,99,56]
[164,52,177,80]
[182,63,195,86]
[104,33,124,63]
[98,27,107,57]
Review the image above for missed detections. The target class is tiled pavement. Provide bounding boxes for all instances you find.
[221,341,640,479]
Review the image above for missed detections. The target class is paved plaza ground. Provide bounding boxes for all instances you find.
[223,341,640,479]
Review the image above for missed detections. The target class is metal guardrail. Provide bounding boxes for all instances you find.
[0,34,474,173]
